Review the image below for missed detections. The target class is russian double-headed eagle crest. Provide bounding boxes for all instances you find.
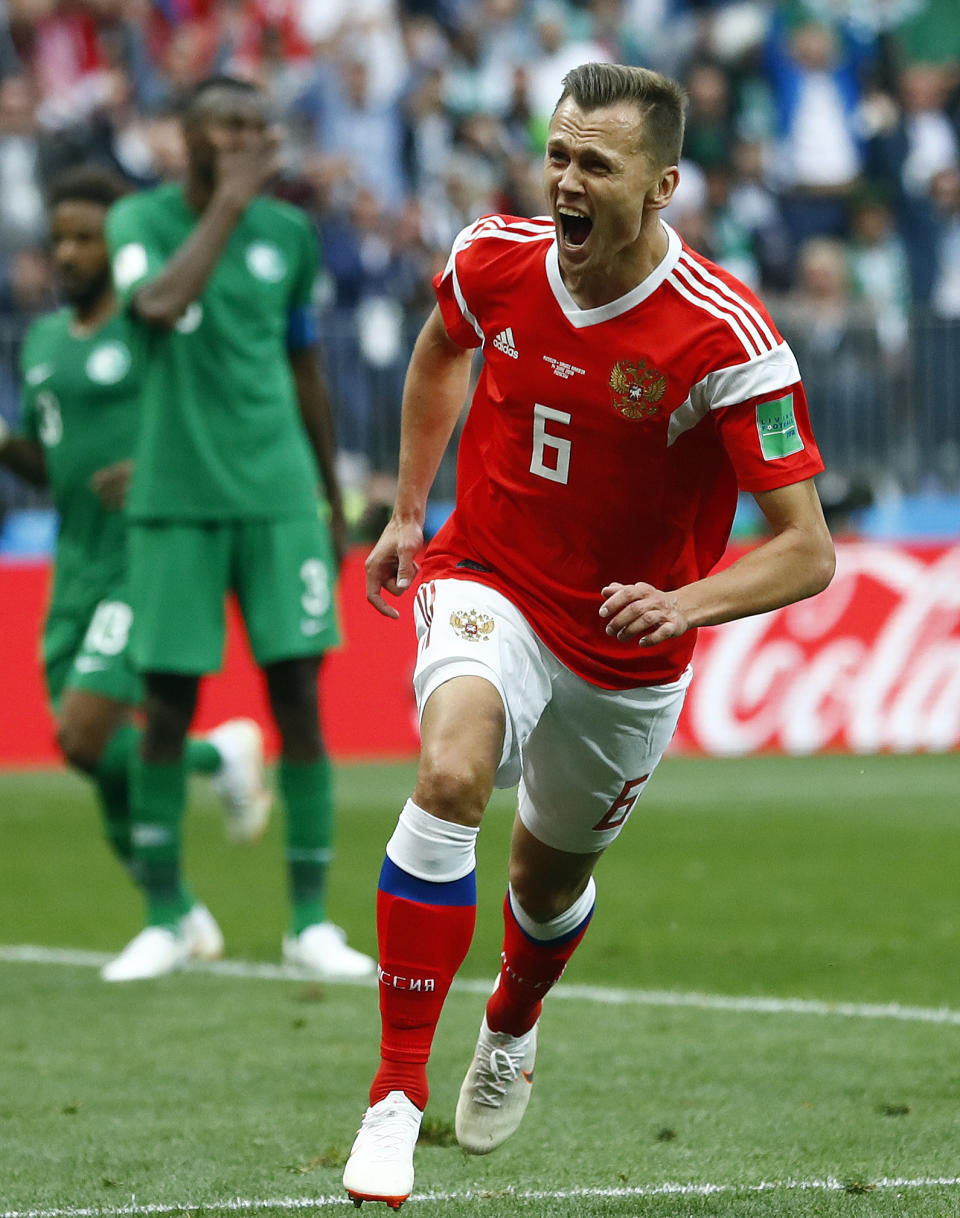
[609,359,667,420]
[450,609,495,642]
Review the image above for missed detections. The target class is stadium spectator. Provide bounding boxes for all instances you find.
[318,185,418,498]
[0,74,46,258]
[99,76,375,982]
[526,1,611,144]
[441,17,516,120]
[775,235,895,489]
[847,192,911,356]
[403,65,455,195]
[863,60,959,305]
[0,164,271,951]
[682,60,738,171]
[727,137,794,290]
[0,246,56,320]
[295,54,410,207]
[342,62,834,1208]
[765,19,866,243]
[914,164,960,488]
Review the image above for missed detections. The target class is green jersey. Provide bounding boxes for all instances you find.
[18,310,142,612]
[106,183,321,522]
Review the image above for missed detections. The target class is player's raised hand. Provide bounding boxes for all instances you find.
[90,459,133,511]
[365,517,423,618]
[599,580,690,647]
[214,125,283,207]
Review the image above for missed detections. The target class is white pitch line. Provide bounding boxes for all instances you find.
[5,1175,960,1218]
[3,943,960,1028]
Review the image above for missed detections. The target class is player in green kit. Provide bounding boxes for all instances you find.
[0,166,273,957]
[103,77,375,982]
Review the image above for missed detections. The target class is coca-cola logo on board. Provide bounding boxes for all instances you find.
[674,544,960,756]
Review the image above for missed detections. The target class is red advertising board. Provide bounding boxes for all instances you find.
[1,542,958,767]
[674,541,960,754]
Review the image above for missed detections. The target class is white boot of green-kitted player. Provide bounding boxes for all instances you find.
[101,904,223,982]
[282,922,375,979]
[207,718,272,842]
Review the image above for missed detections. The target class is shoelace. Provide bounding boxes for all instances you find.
[473,1044,526,1108]
[360,1105,420,1157]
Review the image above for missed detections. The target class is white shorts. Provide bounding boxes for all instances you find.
[412,579,691,854]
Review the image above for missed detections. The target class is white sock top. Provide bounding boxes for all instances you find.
[385,799,479,883]
[508,876,596,942]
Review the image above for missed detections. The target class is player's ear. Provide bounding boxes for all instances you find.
[646,166,679,212]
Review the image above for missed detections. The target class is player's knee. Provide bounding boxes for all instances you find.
[56,720,102,774]
[413,751,491,827]
[143,674,197,752]
[508,860,584,923]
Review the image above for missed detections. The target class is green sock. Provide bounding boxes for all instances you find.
[98,723,222,781]
[131,756,193,927]
[93,725,139,869]
[185,735,221,775]
[93,773,136,878]
[280,756,334,935]
[93,726,219,873]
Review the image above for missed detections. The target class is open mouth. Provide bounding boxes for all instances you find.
[558,208,593,248]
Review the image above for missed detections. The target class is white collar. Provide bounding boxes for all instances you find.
[545,221,682,328]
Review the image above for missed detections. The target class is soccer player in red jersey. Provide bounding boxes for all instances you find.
[343,63,835,1208]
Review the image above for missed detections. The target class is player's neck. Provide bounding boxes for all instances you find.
[559,217,669,310]
[70,288,116,336]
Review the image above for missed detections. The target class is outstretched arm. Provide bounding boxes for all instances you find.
[0,418,46,486]
[599,477,836,646]
[365,306,474,617]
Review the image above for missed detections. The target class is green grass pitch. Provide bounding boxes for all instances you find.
[2,753,960,1217]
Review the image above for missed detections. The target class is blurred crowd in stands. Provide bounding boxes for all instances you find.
[0,0,958,521]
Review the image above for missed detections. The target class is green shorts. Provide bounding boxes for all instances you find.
[128,514,341,675]
[44,589,143,709]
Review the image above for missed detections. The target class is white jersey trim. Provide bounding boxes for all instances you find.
[451,262,484,344]
[668,254,778,359]
[441,216,554,345]
[544,221,682,328]
[666,342,801,447]
[678,252,778,350]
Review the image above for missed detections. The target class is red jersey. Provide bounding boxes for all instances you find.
[421,214,824,689]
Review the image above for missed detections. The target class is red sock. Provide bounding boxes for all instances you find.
[485,891,593,1036]
[370,857,476,1110]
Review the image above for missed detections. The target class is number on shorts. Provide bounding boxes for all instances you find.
[36,390,63,447]
[530,403,572,485]
[300,558,330,618]
[82,601,133,656]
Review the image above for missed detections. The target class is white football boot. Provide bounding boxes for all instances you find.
[343,1090,422,1210]
[179,902,224,961]
[101,904,224,982]
[100,925,191,982]
[454,1015,538,1154]
[282,922,375,980]
[207,718,272,842]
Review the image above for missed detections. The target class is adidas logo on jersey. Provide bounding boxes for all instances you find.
[493,327,519,359]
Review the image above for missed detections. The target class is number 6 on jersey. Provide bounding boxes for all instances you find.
[530,403,572,485]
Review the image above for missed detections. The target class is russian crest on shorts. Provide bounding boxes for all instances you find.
[450,609,495,642]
